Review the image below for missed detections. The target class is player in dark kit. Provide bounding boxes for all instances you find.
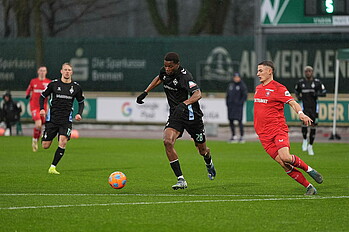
[40,63,84,174]
[136,52,216,190]
[294,66,326,155]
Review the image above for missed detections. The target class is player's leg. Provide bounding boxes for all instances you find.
[196,142,216,180]
[306,112,317,155]
[31,110,44,151]
[301,125,308,151]
[48,125,72,174]
[188,119,216,180]
[238,119,245,143]
[163,127,187,189]
[228,119,236,142]
[277,147,323,184]
[308,124,316,155]
[41,122,56,149]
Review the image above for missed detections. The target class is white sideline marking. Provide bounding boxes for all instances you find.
[1,196,348,210]
[0,193,338,197]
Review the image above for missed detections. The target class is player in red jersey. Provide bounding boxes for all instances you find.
[254,61,323,195]
[25,66,51,152]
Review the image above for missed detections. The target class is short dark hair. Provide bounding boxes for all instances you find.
[164,52,180,64]
[258,60,275,74]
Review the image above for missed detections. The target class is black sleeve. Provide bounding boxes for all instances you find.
[294,81,301,100]
[40,82,52,110]
[316,80,326,97]
[75,85,85,115]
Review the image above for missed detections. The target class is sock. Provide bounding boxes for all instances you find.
[309,128,316,145]
[302,127,308,140]
[286,167,310,188]
[33,128,41,139]
[291,155,309,172]
[203,152,212,165]
[52,147,65,166]
[170,159,183,178]
[306,166,313,172]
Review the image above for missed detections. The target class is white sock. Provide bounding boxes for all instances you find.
[178,175,184,180]
[307,166,313,172]
[32,138,37,142]
[50,164,56,168]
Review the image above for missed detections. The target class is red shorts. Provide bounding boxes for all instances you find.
[31,109,46,123]
[258,131,290,159]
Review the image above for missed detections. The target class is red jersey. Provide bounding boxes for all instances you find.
[26,77,51,111]
[254,80,294,137]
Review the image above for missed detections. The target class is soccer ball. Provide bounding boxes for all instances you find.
[70,129,79,139]
[108,171,127,189]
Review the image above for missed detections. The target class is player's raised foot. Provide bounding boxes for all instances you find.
[305,184,317,195]
[307,144,314,155]
[302,139,308,151]
[172,178,187,190]
[32,139,38,152]
[206,161,216,180]
[48,166,60,175]
[307,169,323,184]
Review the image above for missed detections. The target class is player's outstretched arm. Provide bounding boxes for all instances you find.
[136,75,162,104]
[288,100,313,126]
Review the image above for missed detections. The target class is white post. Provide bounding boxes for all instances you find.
[332,59,340,137]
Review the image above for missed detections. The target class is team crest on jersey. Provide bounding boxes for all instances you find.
[189,81,197,88]
[285,91,291,96]
[57,87,61,91]
[173,79,178,86]
[69,86,74,94]
[265,88,273,97]
[311,82,315,88]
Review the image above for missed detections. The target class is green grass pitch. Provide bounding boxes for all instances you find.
[0,136,348,231]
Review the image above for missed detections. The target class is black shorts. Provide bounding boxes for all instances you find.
[42,121,72,141]
[165,117,206,144]
[303,109,318,126]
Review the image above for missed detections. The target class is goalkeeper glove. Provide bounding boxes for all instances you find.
[136,91,148,104]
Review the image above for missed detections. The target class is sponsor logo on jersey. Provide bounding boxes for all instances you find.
[164,85,178,91]
[285,91,291,96]
[254,98,268,103]
[56,94,73,99]
[189,81,197,88]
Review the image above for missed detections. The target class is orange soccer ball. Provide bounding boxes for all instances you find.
[0,128,5,136]
[70,129,79,139]
[108,171,127,189]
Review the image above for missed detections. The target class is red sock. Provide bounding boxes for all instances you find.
[286,167,310,188]
[291,155,309,172]
[33,128,41,139]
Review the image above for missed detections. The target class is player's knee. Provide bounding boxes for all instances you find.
[163,138,175,148]
[42,143,50,149]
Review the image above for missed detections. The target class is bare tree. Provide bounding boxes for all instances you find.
[34,0,44,67]
[13,0,32,37]
[190,0,230,35]
[41,0,123,37]
[1,0,13,37]
[146,0,178,35]
[146,0,230,36]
